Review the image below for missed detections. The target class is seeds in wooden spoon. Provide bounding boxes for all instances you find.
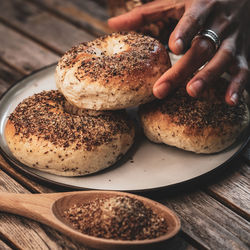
[63,195,168,240]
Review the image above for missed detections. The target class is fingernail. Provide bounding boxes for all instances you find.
[175,39,184,54]
[153,82,171,99]
[188,80,203,97]
[230,93,238,105]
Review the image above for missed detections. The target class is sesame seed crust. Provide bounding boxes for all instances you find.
[56,32,170,110]
[8,90,133,150]
[144,82,248,129]
[139,78,250,154]
[60,32,164,84]
[5,90,135,176]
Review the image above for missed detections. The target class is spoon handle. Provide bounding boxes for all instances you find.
[0,191,93,243]
[0,192,63,224]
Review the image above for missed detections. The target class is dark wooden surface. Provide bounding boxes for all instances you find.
[0,1,249,249]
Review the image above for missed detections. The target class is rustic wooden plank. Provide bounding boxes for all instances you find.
[0,62,248,250]
[0,238,12,250]
[29,0,111,35]
[62,0,109,21]
[157,234,198,250]
[0,23,58,74]
[0,61,23,96]
[0,214,90,250]
[0,0,94,54]
[30,0,109,22]
[0,169,89,249]
[0,155,54,193]
[0,93,194,249]
[0,2,248,248]
[47,0,109,21]
[159,190,250,250]
[0,168,195,249]
[206,161,250,221]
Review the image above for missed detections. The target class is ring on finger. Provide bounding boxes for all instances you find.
[192,29,221,51]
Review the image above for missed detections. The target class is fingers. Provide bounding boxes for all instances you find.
[186,25,249,106]
[108,10,145,31]
[153,37,215,98]
[225,57,250,105]
[108,0,250,107]
[167,0,250,106]
[186,37,236,97]
[169,0,214,54]
[108,0,185,31]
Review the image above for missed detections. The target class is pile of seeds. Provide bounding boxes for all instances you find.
[63,195,168,240]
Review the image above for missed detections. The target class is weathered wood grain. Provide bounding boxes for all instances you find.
[0,155,54,193]
[59,0,109,21]
[160,190,250,250]
[0,23,58,74]
[0,214,91,250]
[0,170,89,249]
[0,61,22,96]
[29,0,111,35]
[0,0,94,54]
[0,239,12,250]
[0,1,249,249]
[0,168,195,249]
[207,161,250,221]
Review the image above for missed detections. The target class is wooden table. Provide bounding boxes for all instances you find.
[0,1,249,249]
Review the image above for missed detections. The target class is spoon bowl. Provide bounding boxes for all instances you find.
[0,191,180,249]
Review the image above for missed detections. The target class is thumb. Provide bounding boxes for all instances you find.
[108,0,185,31]
[108,10,144,31]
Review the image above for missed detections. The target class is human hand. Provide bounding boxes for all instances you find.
[108,0,250,105]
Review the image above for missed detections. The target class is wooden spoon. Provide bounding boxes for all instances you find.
[0,190,180,250]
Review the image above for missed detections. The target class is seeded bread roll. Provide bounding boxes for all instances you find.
[56,32,171,110]
[5,90,135,176]
[139,78,250,154]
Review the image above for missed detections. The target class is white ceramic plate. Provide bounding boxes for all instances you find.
[0,64,249,192]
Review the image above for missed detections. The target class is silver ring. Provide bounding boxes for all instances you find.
[193,29,220,50]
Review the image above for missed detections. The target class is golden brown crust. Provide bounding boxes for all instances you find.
[5,90,135,176]
[56,32,171,110]
[139,79,250,153]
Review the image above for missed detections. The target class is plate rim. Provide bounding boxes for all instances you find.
[0,63,249,193]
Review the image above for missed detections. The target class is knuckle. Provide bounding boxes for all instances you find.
[200,0,218,12]
[223,16,231,26]
[170,70,184,83]
[239,60,249,72]
[203,0,216,7]
[221,40,236,56]
[233,68,250,86]
[236,58,249,76]
[201,70,214,81]
[196,73,211,85]
[232,79,245,89]
[183,11,201,26]
[221,47,235,60]
[167,67,186,84]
